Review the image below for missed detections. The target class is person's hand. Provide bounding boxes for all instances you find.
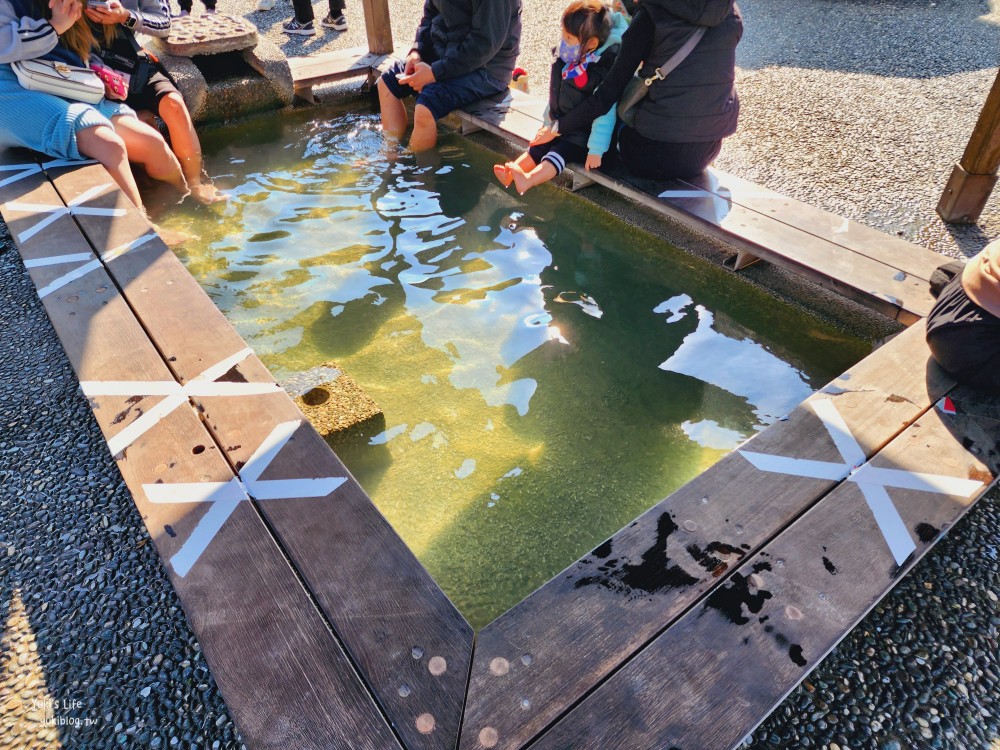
[403,51,421,76]
[48,0,82,34]
[85,0,129,25]
[585,153,601,171]
[529,125,558,146]
[397,61,435,91]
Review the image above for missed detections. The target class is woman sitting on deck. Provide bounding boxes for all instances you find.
[0,0,185,211]
[85,0,225,203]
[530,0,742,181]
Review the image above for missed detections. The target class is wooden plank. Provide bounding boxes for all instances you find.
[289,46,388,87]
[0,150,402,749]
[459,322,951,750]
[530,388,998,750]
[588,164,929,322]
[44,161,473,750]
[360,0,392,55]
[676,168,949,282]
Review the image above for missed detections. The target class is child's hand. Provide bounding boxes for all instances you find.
[585,154,601,171]
[530,125,558,146]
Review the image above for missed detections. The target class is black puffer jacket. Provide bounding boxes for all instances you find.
[548,44,620,148]
[634,0,742,143]
[413,0,522,87]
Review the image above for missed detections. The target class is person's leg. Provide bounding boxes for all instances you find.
[111,115,187,194]
[76,124,144,210]
[321,0,346,28]
[377,63,413,139]
[155,92,226,204]
[283,0,315,33]
[176,0,191,14]
[510,140,585,194]
[409,103,438,152]
[495,147,540,188]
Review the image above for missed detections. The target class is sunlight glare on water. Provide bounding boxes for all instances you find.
[162,105,870,628]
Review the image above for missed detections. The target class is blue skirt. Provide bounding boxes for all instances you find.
[0,63,135,161]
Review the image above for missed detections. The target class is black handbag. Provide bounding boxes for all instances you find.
[98,32,156,97]
[617,26,705,127]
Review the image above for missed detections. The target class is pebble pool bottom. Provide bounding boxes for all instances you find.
[160,104,871,628]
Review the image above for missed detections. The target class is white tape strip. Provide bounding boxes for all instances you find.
[851,465,983,497]
[24,252,93,268]
[36,258,102,299]
[7,184,125,243]
[81,381,180,397]
[145,478,245,504]
[240,420,298,484]
[856,482,916,565]
[169,492,244,577]
[105,394,188,457]
[104,232,156,262]
[738,452,848,481]
[251,477,347,500]
[184,381,282,397]
[812,398,866,468]
[192,347,254,384]
[0,163,41,189]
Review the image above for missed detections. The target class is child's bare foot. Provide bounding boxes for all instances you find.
[510,165,532,195]
[190,182,229,205]
[493,162,514,188]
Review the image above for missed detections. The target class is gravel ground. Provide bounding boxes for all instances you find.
[1,1,999,749]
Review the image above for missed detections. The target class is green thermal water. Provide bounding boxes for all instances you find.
[161,104,870,628]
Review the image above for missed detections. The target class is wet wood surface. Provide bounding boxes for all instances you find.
[288,46,388,88]
[459,323,953,750]
[530,388,998,750]
[45,161,474,750]
[0,149,402,749]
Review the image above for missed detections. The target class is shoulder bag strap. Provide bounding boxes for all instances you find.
[643,25,706,87]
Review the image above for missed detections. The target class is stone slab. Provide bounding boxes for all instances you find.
[162,14,258,57]
[283,362,384,438]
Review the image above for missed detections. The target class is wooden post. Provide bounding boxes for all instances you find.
[360,0,393,56]
[937,68,1000,223]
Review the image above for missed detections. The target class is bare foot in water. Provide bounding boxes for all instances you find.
[493,162,514,188]
[190,182,229,205]
[151,223,193,247]
[510,165,532,195]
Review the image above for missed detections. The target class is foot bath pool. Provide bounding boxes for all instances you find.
[160,104,871,627]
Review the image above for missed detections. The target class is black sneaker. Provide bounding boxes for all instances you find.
[282,17,316,35]
[321,13,347,30]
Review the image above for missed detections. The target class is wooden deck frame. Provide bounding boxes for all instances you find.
[2,104,997,750]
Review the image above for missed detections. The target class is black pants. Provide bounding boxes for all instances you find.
[926,272,1000,392]
[178,0,215,12]
[293,0,344,22]
[618,125,722,180]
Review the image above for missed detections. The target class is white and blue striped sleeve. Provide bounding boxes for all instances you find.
[0,1,59,64]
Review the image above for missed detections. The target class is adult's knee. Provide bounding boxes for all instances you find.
[413,104,436,129]
[77,125,127,163]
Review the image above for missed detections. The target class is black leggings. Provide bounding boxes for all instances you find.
[618,126,722,180]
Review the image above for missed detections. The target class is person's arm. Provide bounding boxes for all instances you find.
[557,5,653,135]
[0,0,65,64]
[127,0,170,38]
[586,103,617,158]
[412,0,436,59]
[429,0,514,82]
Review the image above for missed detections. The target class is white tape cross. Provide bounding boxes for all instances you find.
[80,348,283,456]
[142,420,347,576]
[6,183,126,243]
[0,159,95,190]
[739,398,984,565]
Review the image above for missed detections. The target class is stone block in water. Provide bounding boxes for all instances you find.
[283,363,384,438]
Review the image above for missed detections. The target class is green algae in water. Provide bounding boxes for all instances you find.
[162,104,871,628]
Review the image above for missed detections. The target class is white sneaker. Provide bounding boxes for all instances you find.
[256,0,275,10]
